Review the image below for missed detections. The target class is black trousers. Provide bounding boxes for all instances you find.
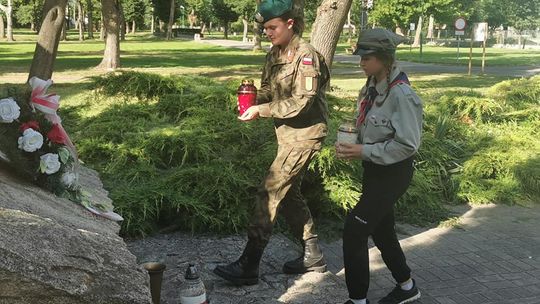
[343,156,414,299]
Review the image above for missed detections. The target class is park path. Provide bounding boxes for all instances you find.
[127,203,540,304]
[199,39,540,77]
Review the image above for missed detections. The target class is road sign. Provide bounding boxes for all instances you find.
[473,22,488,42]
[454,17,466,30]
[455,30,465,36]
[410,23,415,31]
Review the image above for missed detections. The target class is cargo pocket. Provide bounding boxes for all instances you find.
[366,114,394,139]
[280,148,311,176]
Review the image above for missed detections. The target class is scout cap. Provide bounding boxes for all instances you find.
[255,0,293,23]
[353,28,407,56]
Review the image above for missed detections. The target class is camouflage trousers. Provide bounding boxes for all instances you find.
[246,142,321,249]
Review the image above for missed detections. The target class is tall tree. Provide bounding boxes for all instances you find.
[123,0,146,33]
[185,0,213,34]
[14,0,45,31]
[28,0,68,80]
[87,0,94,38]
[0,13,5,38]
[77,0,84,40]
[230,0,255,42]
[252,0,261,50]
[0,0,15,41]
[166,0,174,39]
[211,0,237,39]
[98,0,120,69]
[310,0,352,69]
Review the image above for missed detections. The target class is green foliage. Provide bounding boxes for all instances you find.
[440,76,540,205]
[123,0,149,26]
[66,72,539,236]
[70,72,276,236]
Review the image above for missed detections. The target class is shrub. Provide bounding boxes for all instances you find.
[63,72,539,236]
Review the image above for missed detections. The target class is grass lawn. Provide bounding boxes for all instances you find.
[334,41,540,66]
[1,29,518,104]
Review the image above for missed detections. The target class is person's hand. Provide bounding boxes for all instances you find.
[335,142,363,160]
[238,106,260,121]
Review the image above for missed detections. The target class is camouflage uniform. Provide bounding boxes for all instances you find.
[247,34,330,249]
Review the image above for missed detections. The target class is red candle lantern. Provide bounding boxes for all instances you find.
[237,79,257,116]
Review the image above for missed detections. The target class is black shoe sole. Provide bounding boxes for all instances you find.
[213,267,259,286]
[282,264,327,274]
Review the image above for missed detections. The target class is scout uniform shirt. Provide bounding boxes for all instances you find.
[356,66,423,165]
[257,35,330,147]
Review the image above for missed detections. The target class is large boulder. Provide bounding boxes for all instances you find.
[0,164,152,304]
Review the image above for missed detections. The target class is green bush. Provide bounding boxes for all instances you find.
[64,72,539,236]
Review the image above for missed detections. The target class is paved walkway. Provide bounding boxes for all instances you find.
[199,39,540,77]
[127,203,540,304]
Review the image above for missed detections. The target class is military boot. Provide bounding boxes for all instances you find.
[213,241,263,286]
[283,237,327,274]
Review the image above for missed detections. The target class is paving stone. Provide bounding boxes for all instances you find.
[126,204,540,303]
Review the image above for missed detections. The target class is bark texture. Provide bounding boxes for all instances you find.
[166,0,175,40]
[28,0,69,81]
[98,0,121,70]
[310,0,352,69]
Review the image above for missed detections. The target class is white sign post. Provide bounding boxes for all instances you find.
[454,17,467,63]
[473,22,489,73]
[409,23,415,52]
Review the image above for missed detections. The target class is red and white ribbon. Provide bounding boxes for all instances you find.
[28,77,78,158]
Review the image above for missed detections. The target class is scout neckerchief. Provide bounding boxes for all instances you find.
[356,71,410,127]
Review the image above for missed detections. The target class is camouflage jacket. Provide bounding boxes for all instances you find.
[257,35,329,147]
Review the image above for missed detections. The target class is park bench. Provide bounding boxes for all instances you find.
[172,28,204,38]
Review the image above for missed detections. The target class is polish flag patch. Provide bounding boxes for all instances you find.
[302,57,313,65]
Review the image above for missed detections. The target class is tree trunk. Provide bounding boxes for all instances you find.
[242,18,248,42]
[252,20,262,51]
[77,0,84,41]
[252,0,262,51]
[395,26,404,35]
[132,20,135,33]
[0,0,15,41]
[61,16,67,40]
[426,15,434,40]
[159,20,165,32]
[125,22,130,34]
[100,12,105,40]
[119,2,125,41]
[166,0,175,40]
[98,0,120,70]
[201,22,206,34]
[347,9,352,43]
[224,23,228,39]
[310,0,353,69]
[87,0,94,39]
[150,7,154,33]
[0,14,5,38]
[412,15,423,47]
[28,0,69,80]
[292,0,304,36]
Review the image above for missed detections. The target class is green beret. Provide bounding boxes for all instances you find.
[255,0,293,23]
[353,28,407,56]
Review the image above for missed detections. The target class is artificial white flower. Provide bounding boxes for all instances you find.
[17,128,44,152]
[61,171,79,187]
[40,153,61,175]
[0,97,21,123]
